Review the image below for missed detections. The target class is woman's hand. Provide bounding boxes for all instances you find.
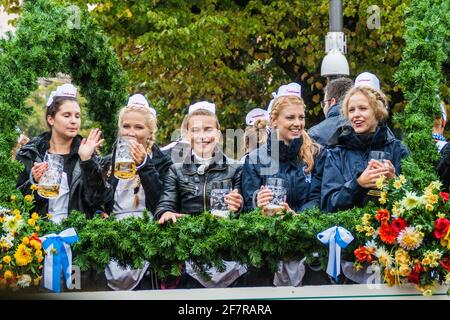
[225,189,243,213]
[129,140,147,166]
[31,162,48,183]
[356,164,389,189]
[158,211,186,225]
[280,202,296,215]
[256,186,274,208]
[369,159,396,179]
[78,128,104,161]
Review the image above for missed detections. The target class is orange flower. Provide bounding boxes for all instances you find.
[354,246,374,263]
[379,223,397,244]
[376,209,390,222]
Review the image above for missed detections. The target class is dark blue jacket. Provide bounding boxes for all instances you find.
[308,103,349,147]
[242,134,324,212]
[321,124,409,212]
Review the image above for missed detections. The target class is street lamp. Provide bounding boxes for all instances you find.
[320,0,349,79]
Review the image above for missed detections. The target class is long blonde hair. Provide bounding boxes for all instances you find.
[270,96,320,173]
[117,105,157,153]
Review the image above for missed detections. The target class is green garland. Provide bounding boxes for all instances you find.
[394,0,450,189]
[0,0,128,202]
[39,209,368,279]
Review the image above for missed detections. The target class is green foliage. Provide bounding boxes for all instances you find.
[0,0,128,201]
[394,0,450,189]
[64,0,420,145]
[40,209,366,279]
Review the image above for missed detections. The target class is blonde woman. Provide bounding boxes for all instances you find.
[321,86,409,213]
[99,94,172,291]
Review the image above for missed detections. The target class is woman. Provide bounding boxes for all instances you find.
[241,94,325,287]
[98,94,172,291]
[16,83,107,222]
[155,105,247,288]
[321,86,409,213]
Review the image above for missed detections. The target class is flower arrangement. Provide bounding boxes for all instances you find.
[0,194,50,290]
[354,175,450,295]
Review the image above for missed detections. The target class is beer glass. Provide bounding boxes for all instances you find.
[210,180,232,218]
[263,177,287,216]
[114,136,137,180]
[37,154,64,199]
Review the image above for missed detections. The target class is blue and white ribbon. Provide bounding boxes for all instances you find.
[317,226,354,282]
[40,228,79,293]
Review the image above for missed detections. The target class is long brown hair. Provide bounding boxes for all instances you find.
[270,96,320,173]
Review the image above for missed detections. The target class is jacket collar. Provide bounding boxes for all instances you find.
[267,132,303,163]
[18,131,82,159]
[181,147,229,175]
[329,123,394,150]
[326,102,341,118]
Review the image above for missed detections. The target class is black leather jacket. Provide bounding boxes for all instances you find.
[154,151,243,219]
[15,132,111,218]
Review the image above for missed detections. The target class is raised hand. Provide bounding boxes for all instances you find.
[256,186,274,208]
[31,162,48,183]
[129,140,147,166]
[78,128,104,161]
[158,211,186,225]
[224,189,243,213]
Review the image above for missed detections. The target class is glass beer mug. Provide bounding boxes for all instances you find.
[367,151,391,197]
[114,136,137,180]
[210,180,233,218]
[263,177,287,216]
[37,153,64,199]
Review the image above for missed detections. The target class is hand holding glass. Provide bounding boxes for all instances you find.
[210,180,232,218]
[37,154,64,199]
[114,136,137,180]
[262,178,287,216]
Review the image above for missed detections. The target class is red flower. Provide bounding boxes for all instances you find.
[354,246,374,263]
[412,263,423,274]
[376,209,390,222]
[433,218,450,239]
[439,192,449,203]
[408,271,420,284]
[391,218,407,233]
[379,222,397,244]
[440,258,450,271]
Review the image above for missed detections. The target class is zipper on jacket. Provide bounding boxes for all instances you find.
[203,173,208,212]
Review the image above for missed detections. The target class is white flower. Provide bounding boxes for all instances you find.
[0,234,14,249]
[365,240,378,251]
[375,246,393,268]
[2,214,24,233]
[17,274,32,288]
[401,191,421,210]
[397,227,424,251]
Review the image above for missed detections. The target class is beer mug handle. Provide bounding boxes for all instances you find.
[252,189,259,209]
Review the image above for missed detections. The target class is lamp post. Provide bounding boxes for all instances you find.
[320,0,350,80]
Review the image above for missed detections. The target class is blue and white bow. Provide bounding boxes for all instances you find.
[40,228,79,293]
[317,226,354,282]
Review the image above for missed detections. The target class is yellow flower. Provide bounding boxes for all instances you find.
[395,249,410,265]
[402,192,421,210]
[429,181,442,191]
[31,213,39,220]
[379,192,387,204]
[437,213,446,219]
[0,217,3,223]
[14,244,33,266]
[35,249,43,257]
[356,225,365,233]
[14,214,21,221]
[364,226,375,237]
[10,195,17,201]
[421,250,442,268]
[30,239,37,248]
[4,270,13,279]
[33,276,42,286]
[425,204,434,212]
[398,265,411,277]
[21,237,29,245]
[27,219,35,227]
[35,226,40,232]
[422,258,431,265]
[12,209,20,216]
[46,213,52,219]
[37,256,43,263]
[0,264,2,270]
[445,273,450,285]
[362,213,372,226]
[34,241,42,250]
[392,203,402,218]
[2,256,11,264]
[30,184,38,191]
[440,228,450,250]
[393,180,402,189]
[375,175,386,190]
[399,175,406,184]
[24,195,33,203]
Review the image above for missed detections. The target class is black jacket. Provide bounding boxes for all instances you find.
[436,142,450,191]
[100,143,173,215]
[321,124,410,212]
[308,102,349,147]
[241,134,324,212]
[15,132,110,218]
[154,150,243,219]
